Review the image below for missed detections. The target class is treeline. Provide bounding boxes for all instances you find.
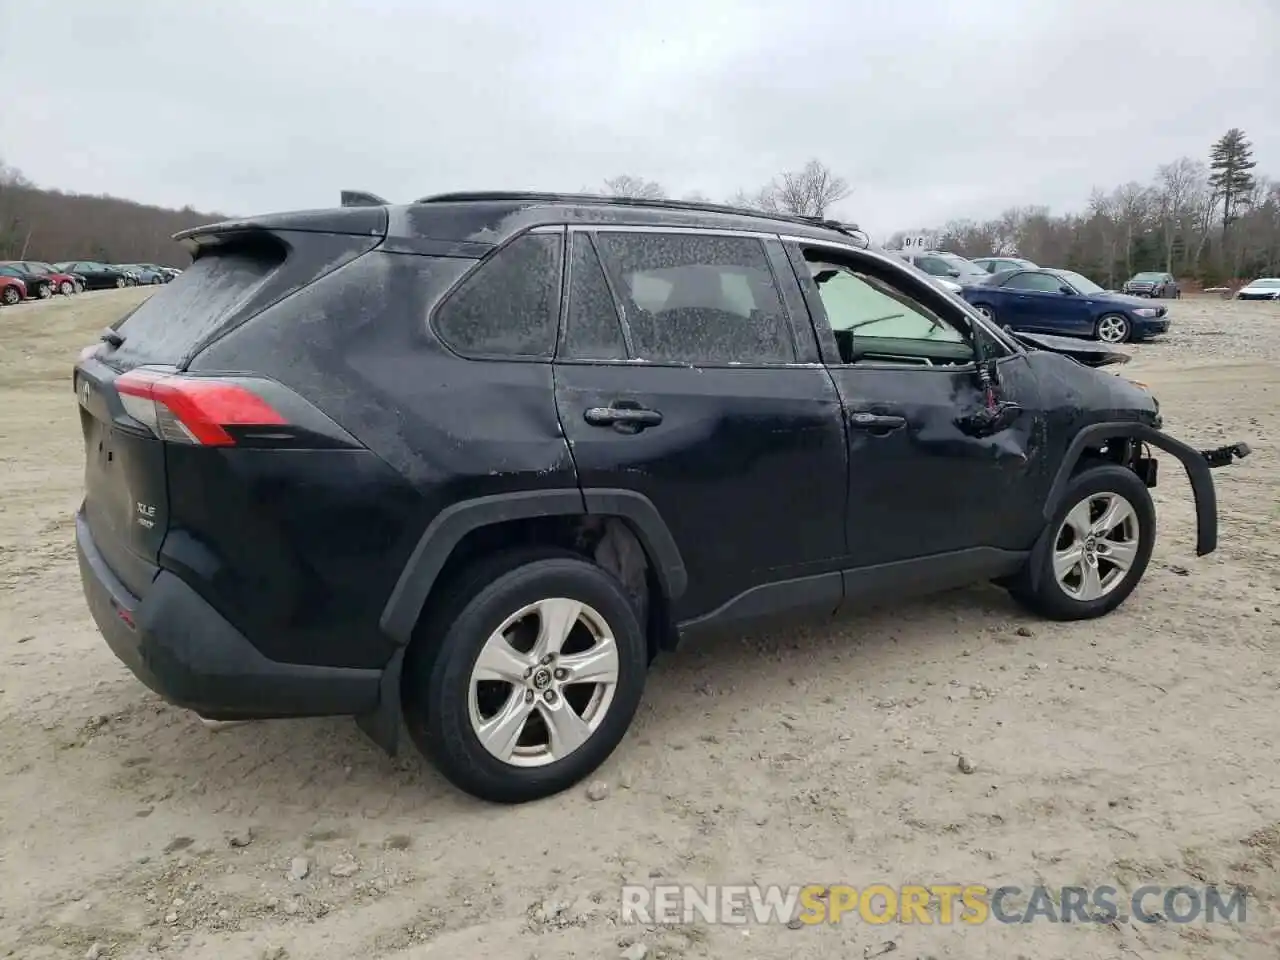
[0,160,225,267]
[889,129,1278,287]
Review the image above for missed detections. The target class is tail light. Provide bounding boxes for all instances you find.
[115,370,287,446]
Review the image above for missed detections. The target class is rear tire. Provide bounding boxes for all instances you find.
[973,303,997,323]
[402,548,649,803]
[0,286,19,306]
[36,282,52,300]
[1007,463,1155,621]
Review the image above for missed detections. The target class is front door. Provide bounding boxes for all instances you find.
[783,241,1049,603]
[1001,271,1091,334]
[552,227,849,628]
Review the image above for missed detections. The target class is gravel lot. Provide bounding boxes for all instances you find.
[1,290,1278,959]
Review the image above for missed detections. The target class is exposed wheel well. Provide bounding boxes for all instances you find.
[412,514,674,663]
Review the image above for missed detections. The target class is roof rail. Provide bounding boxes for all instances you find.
[414,191,868,245]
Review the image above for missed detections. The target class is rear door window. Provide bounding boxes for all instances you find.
[592,231,795,364]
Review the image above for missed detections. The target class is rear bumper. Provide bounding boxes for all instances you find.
[76,510,381,720]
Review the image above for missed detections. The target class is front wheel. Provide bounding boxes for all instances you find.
[402,549,649,803]
[59,281,75,296]
[1007,463,1155,621]
[0,285,19,306]
[36,283,52,300]
[1095,313,1130,343]
[115,277,126,289]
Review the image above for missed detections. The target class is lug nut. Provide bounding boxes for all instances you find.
[543,690,558,704]
[540,654,554,665]
[553,668,568,681]
[525,690,535,703]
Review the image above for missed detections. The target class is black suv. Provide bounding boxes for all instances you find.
[73,192,1249,804]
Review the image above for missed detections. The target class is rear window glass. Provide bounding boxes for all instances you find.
[109,249,283,367]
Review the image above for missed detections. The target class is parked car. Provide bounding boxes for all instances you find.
[0,274,26,305]
[1122,272,1180,299]
[1235,277,1280,301]
[3,260,82,296]
[54,261,134,290]
[73,190,1248,803]
[0,263,54,300]
[971,256,1039,273]
[119,264,168,285]
[962,267,1171,343]
[899,250,991,287]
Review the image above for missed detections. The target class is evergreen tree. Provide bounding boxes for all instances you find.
[1208,128,1257,240]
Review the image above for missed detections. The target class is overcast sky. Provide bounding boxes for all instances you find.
[1,0,1276,238]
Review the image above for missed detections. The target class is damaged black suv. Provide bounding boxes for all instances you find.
[74,192,1250,803]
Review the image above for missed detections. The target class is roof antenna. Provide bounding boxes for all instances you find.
[340,190,389,207]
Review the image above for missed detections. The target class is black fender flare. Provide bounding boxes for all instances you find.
[378,488,688,646]
[1042,422,1218,557]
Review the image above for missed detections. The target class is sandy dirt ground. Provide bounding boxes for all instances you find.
[1,289,1278,960]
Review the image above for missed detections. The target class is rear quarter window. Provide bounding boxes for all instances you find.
[432,233,562,359]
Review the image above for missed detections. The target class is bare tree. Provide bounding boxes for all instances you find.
[601,175,667,200]
[761,160,850,217]
[1154,157,1205,272]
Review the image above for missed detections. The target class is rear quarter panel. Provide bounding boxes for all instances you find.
[188,249,579,665]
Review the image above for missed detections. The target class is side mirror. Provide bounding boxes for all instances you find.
[948,269,961,278]
[1059,286,1074,295]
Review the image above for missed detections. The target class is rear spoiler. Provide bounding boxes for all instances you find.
[341,190,389,207]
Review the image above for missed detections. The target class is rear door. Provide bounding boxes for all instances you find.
[552,226,848,628]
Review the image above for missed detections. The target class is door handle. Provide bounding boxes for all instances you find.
[848,411,907,432]
[584,404,663,432]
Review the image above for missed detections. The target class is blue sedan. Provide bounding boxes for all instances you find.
[959,267,1171,343]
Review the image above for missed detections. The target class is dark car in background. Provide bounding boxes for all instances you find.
[0,263,55,300]
[1122,271,1180,299]
[900,250,991,285]
[54,261,133,290]
[4,261,82,295]
[972,256,1038,273]
[961,267,1170,343]
[118,264,168,285]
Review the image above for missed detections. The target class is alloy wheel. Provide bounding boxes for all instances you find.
[1097,316,1128,343]
[1052,492,1139,602]
[467,597,620,768]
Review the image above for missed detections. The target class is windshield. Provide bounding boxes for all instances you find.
[1057,270,1103,295]
[1132,272,1163,281]
[1249,279,1280,288]
[25,263,51,274]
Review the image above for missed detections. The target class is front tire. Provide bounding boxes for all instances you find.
[1095,313,1130,343]
[0,286,19,306]
[36,282,52,300]
[115,277,126,289]
[402,548,649,804]
[1007,463,1155,621]
[973,303,997,323]
[59,281,74,296]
